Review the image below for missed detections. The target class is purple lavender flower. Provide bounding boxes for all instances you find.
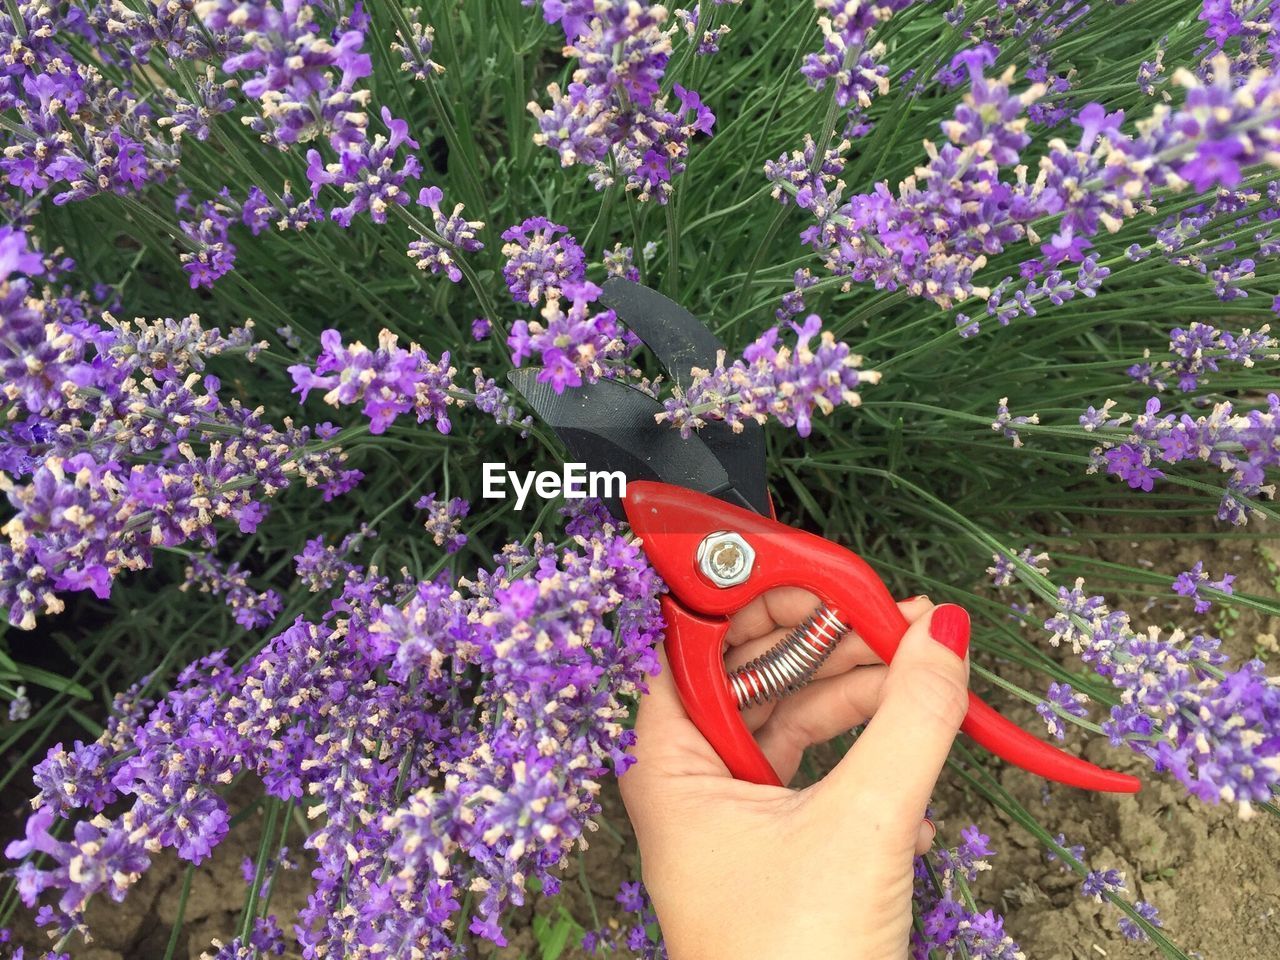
[1045,835,1164,940]
[181,553,283,629]
[777,268,819,322]
[1079,400,1128,433]
[8,515,662,948]
[951,825,995,871]
[1045,833,1087,865]
[179,199,237,288]
[992,398,1040,447]
[800,0,912,132]
[912,824,1022,960]
[778,53,1280,312]
[1081,867,1127,901]
[1103,442,1165,492]
[960,2,1090,129]
[160,69,237,143]
[0,227,44,278]
[1036,682,1090,740]
[943,48,1035,165]
[200,0,373,149]
[0,2,181,208]
[407,187,485,281]
[675,6,731,57]
[1171,560,1235,614]
[507,280,626,393]
[7,686,30,722]
[307,108,422,227]
[202,916,286,959]
[100,314,264,381]
[391,6,445,81]
[583,880,667,958]
[0,271,94,417]
[471,371,534,432]
[416,494,469,553]
[1085,393,1280,523]
[602,244,641,282]
[1130,322,1276,392]
[764,133,848,212]
[500,217,587,305]
[31,741,116,816]
[659,315,880,438]
[288,329,457,434]
[987,547,1050,588]
[294,526,375,592]
[0,285,354,630]
[529,0,715,202]
[1119,901,1164,942]
[1044,579,1279,809]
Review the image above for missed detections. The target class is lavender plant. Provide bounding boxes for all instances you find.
[2,0,1278,957]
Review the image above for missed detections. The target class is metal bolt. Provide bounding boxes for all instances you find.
[696,531,755,588]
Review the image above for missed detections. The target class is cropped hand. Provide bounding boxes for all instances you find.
[619,595,971,960]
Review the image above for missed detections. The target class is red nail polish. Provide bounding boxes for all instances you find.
[929,604,970,659]
[924,817,936,837]
[902,595,920,603]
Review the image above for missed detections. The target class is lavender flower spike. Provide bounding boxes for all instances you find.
[288,329,458,435]
[658,315,880,438]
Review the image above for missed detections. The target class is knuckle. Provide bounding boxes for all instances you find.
[904,663,969,730]
[778,708,820,750]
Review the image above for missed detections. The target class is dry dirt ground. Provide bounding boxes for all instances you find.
[6,528,1277,959]
[956,524,1280,960]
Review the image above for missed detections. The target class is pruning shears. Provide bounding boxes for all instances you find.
[511,279,1140,794]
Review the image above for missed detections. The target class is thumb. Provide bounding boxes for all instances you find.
[819,603,971,823]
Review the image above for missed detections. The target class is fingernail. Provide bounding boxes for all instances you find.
[929,604,970,659]
[902,594,928,603]
[924,818,936,841]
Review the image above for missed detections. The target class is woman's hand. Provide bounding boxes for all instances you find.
[618,594,971,960]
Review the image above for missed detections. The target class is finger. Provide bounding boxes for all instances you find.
[728,594,933,678]
[728,591,931,647]
[914,818,936,856]
[754,665,888,780]
[897,595,933,621]
[804,595,933,679]
[626,646,728,786]
[733,631,879,734]
[734,597,933,733]
[734,632,881,734]
[817,604,970,825]
[726,625,881,680]
[724,586,821,646]
[632,642,690,730]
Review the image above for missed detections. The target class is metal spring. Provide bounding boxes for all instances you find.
[728,605,848,709]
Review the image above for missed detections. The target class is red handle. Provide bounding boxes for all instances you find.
[661,597,783,786]
[625,481,1139,793]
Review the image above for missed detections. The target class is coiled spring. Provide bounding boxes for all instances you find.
[728,605,848,709]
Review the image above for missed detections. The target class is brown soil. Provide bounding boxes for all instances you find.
[8,529,1277,959]
[933,524,1279,960]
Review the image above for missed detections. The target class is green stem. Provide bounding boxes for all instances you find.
[161,867,196,960]
[664,199,680,297]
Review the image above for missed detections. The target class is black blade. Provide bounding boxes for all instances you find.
[598,277,769,516]
[509,369,759,519]
[598,277,723,392]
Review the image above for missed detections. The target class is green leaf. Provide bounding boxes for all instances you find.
[532,905,582,960]
[0,651,92,700]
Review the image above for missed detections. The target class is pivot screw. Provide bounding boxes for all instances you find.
[697,531,755,588]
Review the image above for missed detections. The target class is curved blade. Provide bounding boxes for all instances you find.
[509,369,759,519]
[598,278,769,516]
[598,277,723,392]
